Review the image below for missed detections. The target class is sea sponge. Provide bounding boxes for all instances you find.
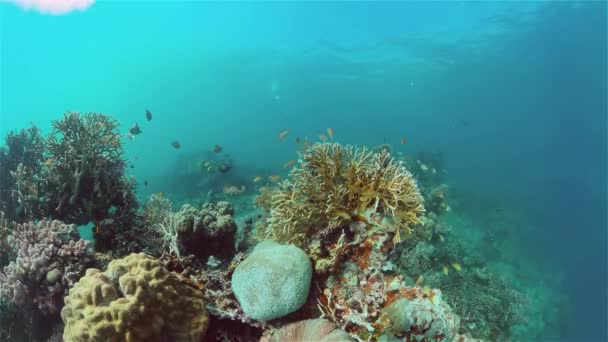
[61,253,208,342]
[257,142,424,246]
[261,319,353,342]
[231,240,312,321]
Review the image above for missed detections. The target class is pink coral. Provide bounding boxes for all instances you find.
[0,219,91,315]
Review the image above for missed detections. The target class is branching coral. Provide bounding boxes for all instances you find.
[0,219,91,316]
[0,125,48,221]
[45,112,138,251]
[257,142,424,246]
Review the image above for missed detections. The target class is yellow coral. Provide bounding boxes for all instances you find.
[257,142,424,246]
[61,253,208,342]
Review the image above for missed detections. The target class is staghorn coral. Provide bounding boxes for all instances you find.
[257,142,424,247]
[0,219,91,316]
[261,319,353,342]
[46,112,138,251]
[61,253,209,342]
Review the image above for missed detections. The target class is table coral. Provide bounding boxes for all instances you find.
[61,253,209,342]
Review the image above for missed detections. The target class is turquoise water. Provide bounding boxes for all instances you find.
[0,1,606,341]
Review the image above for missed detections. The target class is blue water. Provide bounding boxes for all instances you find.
[1,1,606,340]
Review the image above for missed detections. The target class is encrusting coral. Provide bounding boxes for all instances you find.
[61,253,209,342]
[257,142,424,247]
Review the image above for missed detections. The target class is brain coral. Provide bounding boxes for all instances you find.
[61,253,208,342]
[232,240,312,321]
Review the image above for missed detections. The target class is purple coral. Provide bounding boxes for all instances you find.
[0,219,91,316]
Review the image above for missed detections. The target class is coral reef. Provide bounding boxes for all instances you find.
[0,125,48,221]
[232,240,312,321]
[46,112,138,251]
[257,142,424,247]
[261,319,353,342]
[0,219,91,316]
[143,194,237,260]
[384,296,459,341]
[61,253,209,342]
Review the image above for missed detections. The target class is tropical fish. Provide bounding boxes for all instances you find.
[145,109,152,121]
[319,133,327,141]
[415,275,424,287]
[129,123,142,135]
[443,266,449,276]
[143,180,148,187]
[213,145,223,153]
[295,136,301,144]
[279,129,289,140]
[171,140,181,149]
[94,225,101,234]
[269,175,281,182]
[157,192,164,197]
[327,128,334,139]
[43,158,54,166]
[451,263,462,272]
[400,137,407,145]
[253,176,263,183]
[217,162,231,173]
[283,160,296,169]
[439,234,445,242]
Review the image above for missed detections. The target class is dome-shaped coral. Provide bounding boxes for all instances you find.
[61,253,208,342]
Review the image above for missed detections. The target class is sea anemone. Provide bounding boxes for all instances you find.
[261,319,353,342]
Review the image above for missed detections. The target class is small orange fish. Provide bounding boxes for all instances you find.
[282,160,295,169]
[319,133,327,142]
[279,129,289,140]
[327,128,334,139]
[400,137,407,145]
[94,225,101,234]
[269,175,281,182]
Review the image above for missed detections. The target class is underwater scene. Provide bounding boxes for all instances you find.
[0,1,606,341]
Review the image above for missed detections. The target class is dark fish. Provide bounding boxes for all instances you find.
[295,136,301,144]
[144,180,148,187]
[145,109,152,121]
[171,140,181,149]
[218,162,231,173]
[213,145,223,153]
[129,123,142,135]
[130,164,135,169]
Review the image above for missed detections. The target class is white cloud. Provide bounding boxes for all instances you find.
[5,0,95,15]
